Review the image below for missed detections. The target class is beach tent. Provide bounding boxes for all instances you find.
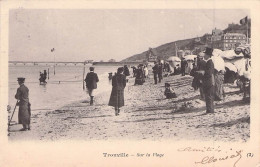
[167,56,181,73]
[212,49,223,57]
[220,50,244,60]
[212,55,225,72]
[224,62,237,73]
[167,56,181,62]
[226,58,248,76]
[184,55,197,61]
[184,55,197,74]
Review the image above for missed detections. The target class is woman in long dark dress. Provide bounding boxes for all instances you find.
[134,65,145,85]
[108,67,126,116]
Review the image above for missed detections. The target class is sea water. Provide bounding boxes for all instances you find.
[8,65,121,114]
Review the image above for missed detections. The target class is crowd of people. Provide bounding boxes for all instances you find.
[12,47,249,131]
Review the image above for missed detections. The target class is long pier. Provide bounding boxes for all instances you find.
[9,61,143,66]
[9,60,93,66]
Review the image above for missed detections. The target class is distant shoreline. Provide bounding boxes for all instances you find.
[93,62,143,66]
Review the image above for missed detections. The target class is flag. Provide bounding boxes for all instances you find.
[240,16,248,25]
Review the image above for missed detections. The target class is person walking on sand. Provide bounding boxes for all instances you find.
[152,61,159,84]
[123,65,130,83]
[85,67,99,105]
[181,58,187,76]
[109,67,126,116]
[158,61,163,83]
[144,65,149,78]
[202,47,215,114]
[15,77,31,131]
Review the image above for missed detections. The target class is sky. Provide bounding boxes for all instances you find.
[9,9,249,62]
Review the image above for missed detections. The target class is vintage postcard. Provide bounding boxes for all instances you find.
[0,0,259,167]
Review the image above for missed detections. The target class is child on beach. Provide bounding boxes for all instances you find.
[164,83,177,99]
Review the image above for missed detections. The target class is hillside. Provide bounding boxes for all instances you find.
[121,18,250,62]
[121,38,195,62]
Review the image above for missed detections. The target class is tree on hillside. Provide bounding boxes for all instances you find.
[223,19,251,38]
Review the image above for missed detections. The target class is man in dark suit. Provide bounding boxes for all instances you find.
[203,47,215,113]
[197,57,207,100]
[152,61,159,84]
[85,67,99,105]
[158,62,163,83]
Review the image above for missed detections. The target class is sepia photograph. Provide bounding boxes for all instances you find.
[7,8,251,141]
[0,1,259,167]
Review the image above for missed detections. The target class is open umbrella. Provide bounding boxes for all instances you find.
[184,55,197,61]
[220,50,244,60]
[167,56,181,62]
[225,62,237,73]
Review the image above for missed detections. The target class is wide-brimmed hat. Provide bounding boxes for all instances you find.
[17,77,25,82]
[117,67,124,73]
[89,67,95,71]
[203,47,213,56]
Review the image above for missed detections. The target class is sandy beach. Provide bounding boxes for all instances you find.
[8,74,250,142]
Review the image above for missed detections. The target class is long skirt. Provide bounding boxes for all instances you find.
[108,88,124,108]
[215,73,225,101]
[18,102,31,124]
[135,78,144,85]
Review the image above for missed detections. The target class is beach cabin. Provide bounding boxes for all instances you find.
[184,55,197,74]
[167,56,181,74]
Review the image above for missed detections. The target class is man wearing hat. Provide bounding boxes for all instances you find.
[15,77,31,131]
[85,67,99,105]
[152,61,159,84]
[203,47,215,113]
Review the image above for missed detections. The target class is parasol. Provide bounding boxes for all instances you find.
[167,56,181,62]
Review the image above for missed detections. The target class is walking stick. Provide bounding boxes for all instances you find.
[8,100,18,126]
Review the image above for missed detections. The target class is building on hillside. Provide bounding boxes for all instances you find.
[146,48,158,62]
[211,28,224,41]
[212,33,247,50]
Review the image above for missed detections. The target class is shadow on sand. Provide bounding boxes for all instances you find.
[120,99,249,123]
[210,116,250,128]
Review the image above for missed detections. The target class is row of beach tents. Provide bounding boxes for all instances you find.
[167,44,251,80]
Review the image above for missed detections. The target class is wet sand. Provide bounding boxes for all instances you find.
[8,74,250,142]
